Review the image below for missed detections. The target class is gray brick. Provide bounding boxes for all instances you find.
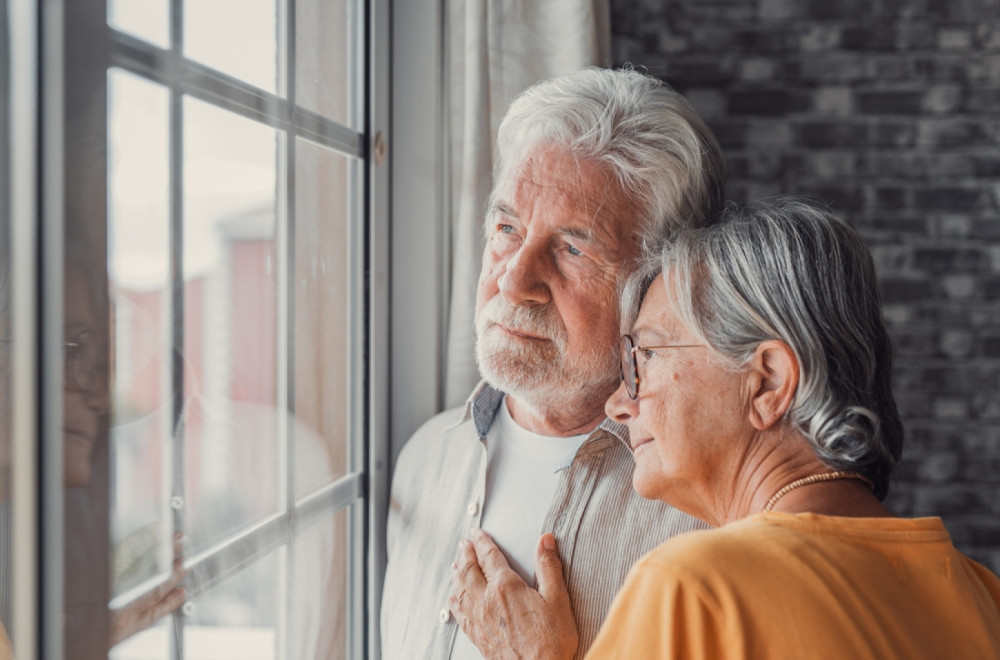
[800,25,843,51]
[939,27,975,50]
[913,187,985,212]
[869,121,918,148]
[940,329,976,357]
[858,89,925,114]
[913,245,991,270]
[738,57,779,82]
[921,85,964,115]
[799,120,868,147]
[759,0,804,20]
[813,86,854,116]
[807,0,874,19]
[841,26,899,51]
[728,88,812,115]
[744,120,794,149]
[917,120,993,148]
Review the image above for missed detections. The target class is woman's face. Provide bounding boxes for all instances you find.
[605,276,749,518]
[62,270,108,488]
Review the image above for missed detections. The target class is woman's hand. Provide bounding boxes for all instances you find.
[110,532,188,647]
[449,528,579,660]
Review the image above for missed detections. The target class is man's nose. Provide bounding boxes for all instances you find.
[497,243,552,307]
[86,370,110,414]
[605,379,637,423]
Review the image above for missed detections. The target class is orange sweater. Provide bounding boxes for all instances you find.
[586,513,1000,659]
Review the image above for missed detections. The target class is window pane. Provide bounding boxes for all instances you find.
[109,618,170,659]
[294,140,354,498]
[107,69,173,598]
[107,0,169,49]
[184,0,277,93]
[296,0,359,127]
[289,508,349,660]
[183,98,279,554]
[183,552,279,659]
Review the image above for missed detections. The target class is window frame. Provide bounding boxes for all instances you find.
[7,0,392,657]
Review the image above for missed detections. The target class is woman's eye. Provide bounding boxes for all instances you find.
[640,348,656,361]
[498,224,516,234]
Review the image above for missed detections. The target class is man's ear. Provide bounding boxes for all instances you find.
[745,340,799,431]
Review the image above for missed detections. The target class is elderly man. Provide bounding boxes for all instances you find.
[381,67,726,660]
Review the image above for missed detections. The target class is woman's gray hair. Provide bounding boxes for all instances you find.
[623,198,903,500]
[492,67,726,254]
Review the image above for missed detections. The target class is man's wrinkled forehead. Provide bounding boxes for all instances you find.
[492,148,640,245]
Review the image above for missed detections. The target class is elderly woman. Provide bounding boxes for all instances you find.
[449,198,1000,659]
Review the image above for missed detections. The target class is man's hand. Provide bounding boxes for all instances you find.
[110,533,188,647]
[448,528,579,660]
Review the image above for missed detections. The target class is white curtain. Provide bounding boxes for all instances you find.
[443,0,611,407]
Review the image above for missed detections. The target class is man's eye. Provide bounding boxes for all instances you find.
[498,224,516,235]
[566,243,583,257]
[640,348,656,361]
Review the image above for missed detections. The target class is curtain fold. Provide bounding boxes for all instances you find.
[444,0,611,407]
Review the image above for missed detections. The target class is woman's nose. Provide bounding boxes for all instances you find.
[605,379,637,423]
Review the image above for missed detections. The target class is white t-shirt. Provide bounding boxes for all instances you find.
[451,397,588,660]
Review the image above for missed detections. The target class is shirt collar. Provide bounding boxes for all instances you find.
[457,381,632,451]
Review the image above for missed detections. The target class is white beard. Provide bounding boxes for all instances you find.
[474,296,620,412]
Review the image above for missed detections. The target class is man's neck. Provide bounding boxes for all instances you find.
[504,395,606,437]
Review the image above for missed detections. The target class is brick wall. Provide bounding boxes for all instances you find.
[612,0,1000,573]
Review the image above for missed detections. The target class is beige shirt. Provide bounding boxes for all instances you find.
[381,382,708,660]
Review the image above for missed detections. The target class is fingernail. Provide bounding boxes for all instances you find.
[450,562,458,571]
[471,527,481,537]
[458,539,468,550]
[542,535,556,551]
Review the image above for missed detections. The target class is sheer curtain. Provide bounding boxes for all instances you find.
[443,0,611,407]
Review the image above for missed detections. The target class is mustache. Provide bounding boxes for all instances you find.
[480,298,565,344]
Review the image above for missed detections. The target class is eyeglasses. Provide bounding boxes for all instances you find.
[619,334,704,400]
[64,330,103,394]
[0,334,106,393]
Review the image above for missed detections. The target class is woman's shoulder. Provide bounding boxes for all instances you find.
[635,515,804,576]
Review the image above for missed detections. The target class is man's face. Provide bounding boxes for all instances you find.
[63,269,108,488]
[475,146,640,412]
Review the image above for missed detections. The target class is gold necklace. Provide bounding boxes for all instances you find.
[762,470,875,513]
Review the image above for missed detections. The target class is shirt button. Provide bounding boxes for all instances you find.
[439,608,452,623]
[467,501,479,516]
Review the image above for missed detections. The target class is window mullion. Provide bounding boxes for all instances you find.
[168,0,186,656]
[276,0,296,658]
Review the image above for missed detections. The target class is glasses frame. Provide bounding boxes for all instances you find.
[619,334,704,400]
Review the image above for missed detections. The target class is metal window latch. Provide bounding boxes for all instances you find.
[373,131,387,166]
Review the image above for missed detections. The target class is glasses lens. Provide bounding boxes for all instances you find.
[620,335,638,399]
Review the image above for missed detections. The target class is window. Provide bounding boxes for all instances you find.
[1,0,389,657]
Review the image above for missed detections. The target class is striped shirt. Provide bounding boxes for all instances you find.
[381,382,708,660]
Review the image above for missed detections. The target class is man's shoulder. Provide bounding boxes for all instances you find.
[404,403,472,447]
[393,403,478,478]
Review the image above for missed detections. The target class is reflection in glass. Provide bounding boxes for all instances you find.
[289,508,349,660]
[296,0,357,126]
[107,69,173,598]
[107,0,170,49]
[183,553,279,659]
[294,140,353,499]
[184,0,277,93]
[183,98,278,555]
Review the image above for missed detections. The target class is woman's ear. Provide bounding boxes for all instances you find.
[745,340,799,431]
